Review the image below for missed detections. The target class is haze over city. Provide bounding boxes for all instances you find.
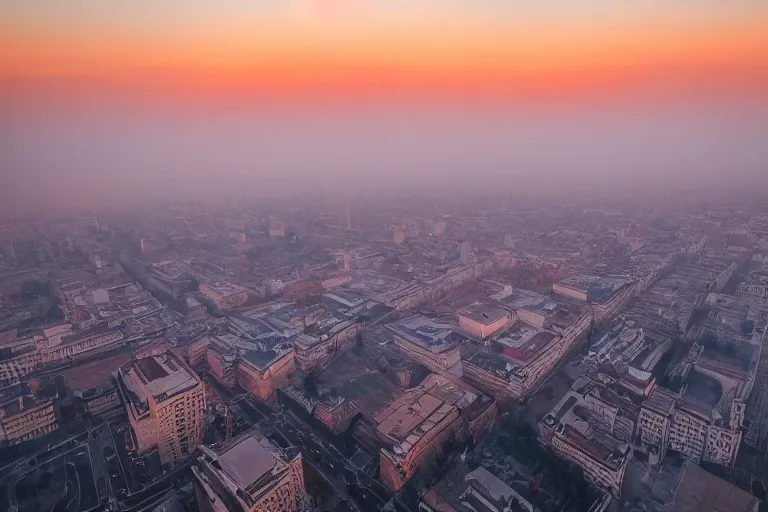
[3,1,768,214]
[1,3,768,512]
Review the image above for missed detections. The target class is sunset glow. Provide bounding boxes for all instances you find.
[3,2,768,103]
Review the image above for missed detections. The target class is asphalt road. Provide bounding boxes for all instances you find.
[236,397,393,511]
[203,373,393,511]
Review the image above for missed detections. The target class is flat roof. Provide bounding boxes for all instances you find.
[503,289,558,316]
[377,392,444,440]
[560,425,619,467]
[317,350,412,418]
[495,324,557,365]
[387,315,466,353]
[201,281,246,295]
[557,275,632,303]
[457,303,508,326]
[374,385,460,456]
[131,352,198,400]
[496,323,550,350]
[217,435,276,491]
[292,333,319,350]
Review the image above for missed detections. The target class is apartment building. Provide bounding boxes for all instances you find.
[117,349,206,465]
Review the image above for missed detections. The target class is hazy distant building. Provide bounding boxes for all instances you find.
[117,349,206,465]
[199,282,248,310]
[460,240,472,265]
[394,229,406,245]
[269,219,286,238]
[433,220,447,237]
[346,202,352,230]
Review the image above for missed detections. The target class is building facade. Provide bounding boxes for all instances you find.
[117,349,206,464]
[0,394,57,445]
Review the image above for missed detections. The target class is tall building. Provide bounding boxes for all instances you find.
[269,219,286,238]
[433,220,447,237]
[192,431,305,512]
[460,240,472,265]
[345,202,352,230]
[117,349,206,465]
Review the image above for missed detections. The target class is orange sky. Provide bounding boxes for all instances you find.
[2,3,768,103]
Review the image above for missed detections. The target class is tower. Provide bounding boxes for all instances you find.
[460,240,473,265]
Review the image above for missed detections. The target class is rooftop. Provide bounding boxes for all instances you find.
[542,389,629,471]
[129,351,198,401]
[557,275,633,304]
[642,387,677,416]
[376,389,457,456]
[457,303,509,326]
[200,281,247,296]
[217,434,277,491]
[424,464,535,512]
[502,288,559,317]
[387,315,467,353]
[496,322,553,350]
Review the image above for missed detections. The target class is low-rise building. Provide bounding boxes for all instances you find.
[79,382,121,416]
[737,269,768,299]
[0,321,126,387]
[203,331,297,401]
[553,276,638,324]
[457,303,510,340]
[0,333,39,387]
[200,282,248,310]
[0,383,58,445]
[281,346,496,493]
[386,315,465,372]
[541,389,630,497]
[464,321,573,401]
[420,465,536,512]
[376,374,496,491]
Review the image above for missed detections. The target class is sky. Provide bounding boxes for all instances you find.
[2,2,768,214]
